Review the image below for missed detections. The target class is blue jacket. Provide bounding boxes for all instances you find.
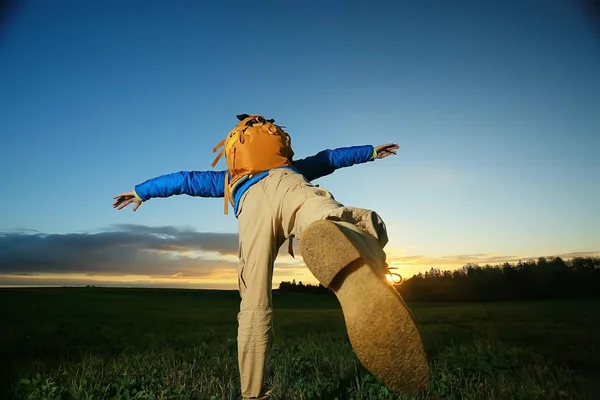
[134,145,376,216]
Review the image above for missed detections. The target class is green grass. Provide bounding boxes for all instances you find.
[1,288,598,399]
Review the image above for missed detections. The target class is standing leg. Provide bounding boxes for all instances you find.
[262,168,429,394]
[236,182,281,400]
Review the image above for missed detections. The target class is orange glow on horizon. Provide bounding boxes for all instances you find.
[3,250,597,289]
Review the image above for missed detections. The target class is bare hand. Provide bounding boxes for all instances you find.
[113,191,142,212]
[374,143,399,159]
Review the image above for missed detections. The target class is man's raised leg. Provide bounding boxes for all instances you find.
[267,168,429,393]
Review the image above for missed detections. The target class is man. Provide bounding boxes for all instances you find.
[113,114,428,399]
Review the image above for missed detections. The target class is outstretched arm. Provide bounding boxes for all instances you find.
[292,143,398,181]
[113,170,226,211]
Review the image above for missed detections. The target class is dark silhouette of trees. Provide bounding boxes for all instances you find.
[278,256,600,302]
[278,280,330,294]
[399,256,600,302]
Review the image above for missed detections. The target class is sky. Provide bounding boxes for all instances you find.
[1,1,599,289]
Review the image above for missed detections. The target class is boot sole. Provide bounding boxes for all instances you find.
[300,220,429,393]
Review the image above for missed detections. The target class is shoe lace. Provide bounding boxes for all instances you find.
[385,265,403,285]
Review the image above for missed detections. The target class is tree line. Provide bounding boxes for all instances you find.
[278,279,329,294]
[278,256,600,302]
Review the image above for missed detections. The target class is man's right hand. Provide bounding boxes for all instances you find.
[113,191,142,211]
[374,143,399,159]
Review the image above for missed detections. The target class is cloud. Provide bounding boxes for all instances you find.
[0,225,239,276]
[0,225,306,286]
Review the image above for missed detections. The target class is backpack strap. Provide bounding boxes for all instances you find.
[212,138,227,153]
[211,147,226,168]
[223,172,230,215]
[288,236,295,258]
[211,138,228,168]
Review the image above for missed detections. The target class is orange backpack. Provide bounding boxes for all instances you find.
[211,114,295,215]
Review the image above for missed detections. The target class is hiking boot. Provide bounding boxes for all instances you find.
[300,220,429,393]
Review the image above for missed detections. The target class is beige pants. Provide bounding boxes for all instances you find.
[236,168,388,399]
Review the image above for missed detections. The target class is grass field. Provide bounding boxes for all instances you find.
[1,288,599,400]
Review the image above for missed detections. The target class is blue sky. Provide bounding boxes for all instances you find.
[1,1,599,287]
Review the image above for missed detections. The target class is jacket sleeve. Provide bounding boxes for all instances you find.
[292,145,376,181]
[134,170,225,201]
